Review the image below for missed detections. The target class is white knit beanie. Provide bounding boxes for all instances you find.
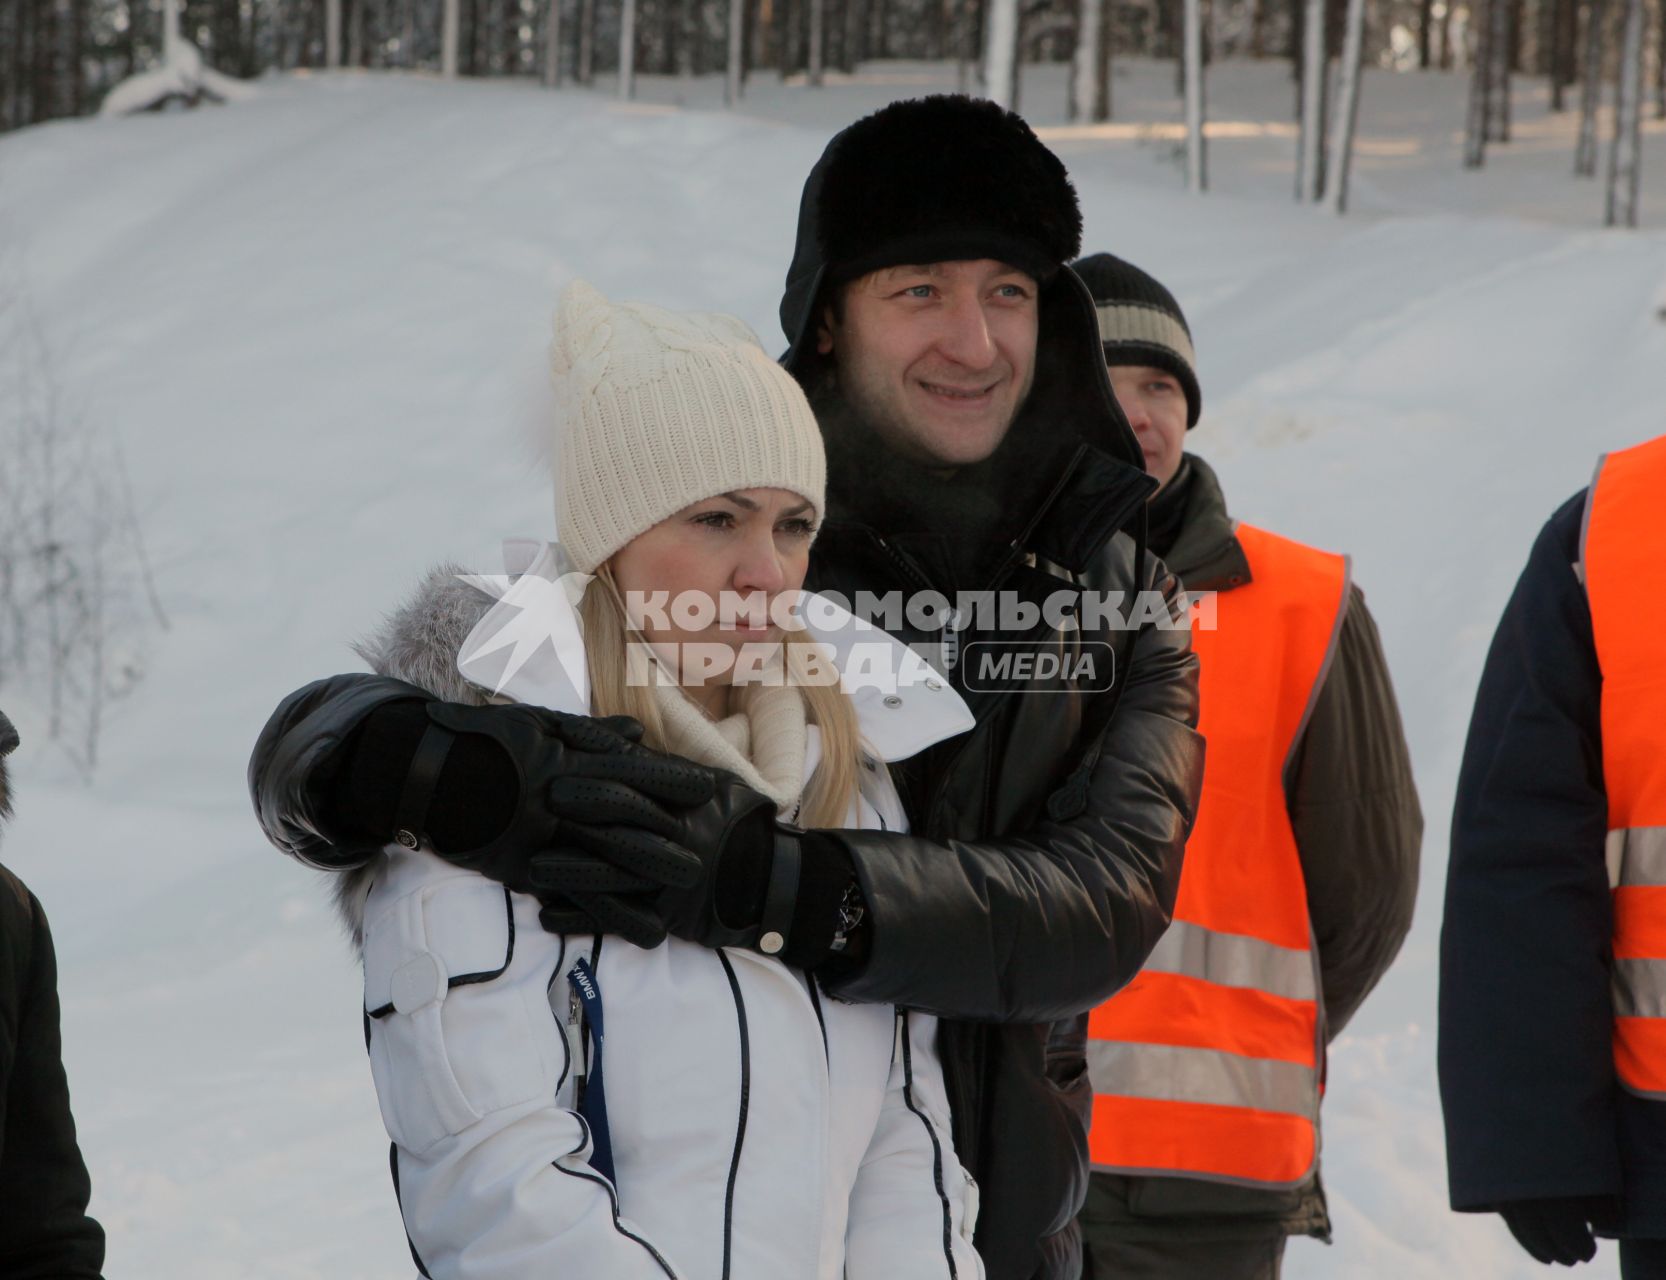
[550,280,827,574]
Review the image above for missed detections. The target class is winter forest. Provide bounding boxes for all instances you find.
[5,0,1666,219]
[2,0,1666,1253]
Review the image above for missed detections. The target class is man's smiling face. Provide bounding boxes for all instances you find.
[818,259,1040,469]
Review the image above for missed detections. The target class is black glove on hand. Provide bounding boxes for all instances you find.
[1499,1196,1615,1266]
[400,702,715,916]
[631,769,858,969]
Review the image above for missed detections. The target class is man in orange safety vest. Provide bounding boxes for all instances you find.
[1071,253,1423,1280]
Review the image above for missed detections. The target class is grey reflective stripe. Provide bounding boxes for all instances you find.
[1141,919,1317,1003]
[1611,827,1666,888]
[1614,958,1666,1019]
[1577,453,1607,589]
[1086,1040,1317,1119]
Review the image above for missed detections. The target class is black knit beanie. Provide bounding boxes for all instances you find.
[1072,252,1202,428]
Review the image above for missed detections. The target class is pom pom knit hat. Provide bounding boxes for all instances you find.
[549,281,827,574]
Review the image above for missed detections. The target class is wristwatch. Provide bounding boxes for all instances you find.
[828,879,868,955]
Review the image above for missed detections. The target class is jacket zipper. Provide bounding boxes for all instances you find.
[716,952,751,1280]
[897,1010,960,1279]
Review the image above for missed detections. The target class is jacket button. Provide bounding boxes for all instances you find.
[925,678,942,692]
[760,931,785,954]
[395,828,420,850]
[883,695,903,709]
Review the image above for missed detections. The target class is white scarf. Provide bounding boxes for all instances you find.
[653,681,810,819]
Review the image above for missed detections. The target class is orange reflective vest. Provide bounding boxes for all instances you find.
[1086,521,1349,1187]
[1585,436,1666,1098]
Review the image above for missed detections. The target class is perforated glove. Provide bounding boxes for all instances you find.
[395,702,715,948]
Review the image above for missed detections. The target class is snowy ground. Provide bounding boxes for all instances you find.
[2,57,1664,1278]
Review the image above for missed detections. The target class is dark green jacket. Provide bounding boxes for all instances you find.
[0,865,105,1278]
[1080,454,1422,1245]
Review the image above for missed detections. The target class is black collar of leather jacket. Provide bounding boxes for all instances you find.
[810,384,1154,602]
[1153,452,1251,594]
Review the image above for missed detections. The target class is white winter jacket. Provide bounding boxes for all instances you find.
[358,543,985,1280]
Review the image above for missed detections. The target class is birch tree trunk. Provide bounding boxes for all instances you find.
[325,0,342,64]
[1096,0,1113,118]
[1574,0,1606,175]
[1183,0,1207,190]
[163,0,181,63]
[724,0,744,102]
[619,0,636,96]
[544,0,562,84]
[1463,0,1491,165]
[983,0,1019,108]
[577,0,595,82]
[1070,0,1101,119]
[1655,0,1665,118]
[1484,0,1512,139]
[1326,0,1366,211]
[441,0,460,75]
[808,0,824,83]
[1604,0,1645,224]
[1296,0,1325,199]
[347,0,364,66]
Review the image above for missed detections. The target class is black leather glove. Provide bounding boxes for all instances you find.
[635,769,859,969]
[399,702,716,919]
[1499,1196,1616,1266]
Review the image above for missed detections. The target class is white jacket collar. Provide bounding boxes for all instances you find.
[457,540,973,763]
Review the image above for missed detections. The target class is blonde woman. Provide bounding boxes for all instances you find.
[349,283,983,1280]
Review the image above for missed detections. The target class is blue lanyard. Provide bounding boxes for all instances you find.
[568,957,615,1185]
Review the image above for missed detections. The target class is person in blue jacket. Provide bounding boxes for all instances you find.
[1439,484,1665,1276]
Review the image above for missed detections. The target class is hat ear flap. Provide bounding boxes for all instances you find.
[549,279,615,385]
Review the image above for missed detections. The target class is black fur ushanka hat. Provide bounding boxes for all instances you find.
[780,96,1085,366]
[816,95,1082,285]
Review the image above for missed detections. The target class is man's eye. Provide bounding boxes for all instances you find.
[995,284,1031,299]
[901,285,934,299]
[1148,382,1174,395]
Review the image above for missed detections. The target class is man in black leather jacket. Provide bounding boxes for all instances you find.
[250,97,1203,1280]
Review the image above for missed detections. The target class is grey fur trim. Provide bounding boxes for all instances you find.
[352,562,497,707]
[332,562,499,946]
